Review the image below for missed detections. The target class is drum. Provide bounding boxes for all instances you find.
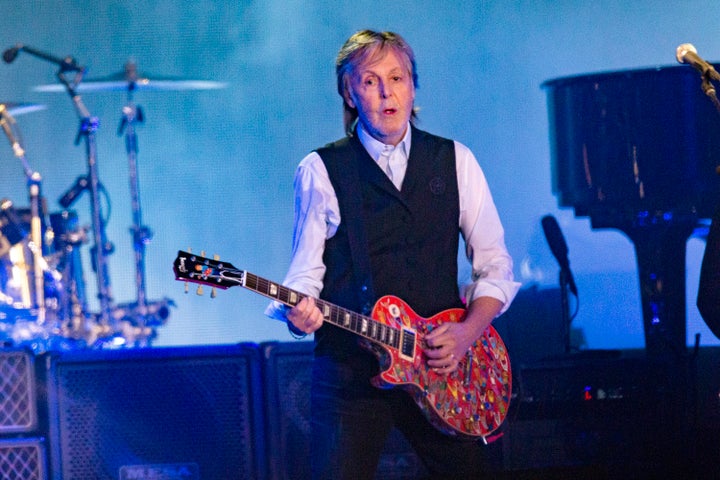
[0,200,32,309]
[0,199,28,257]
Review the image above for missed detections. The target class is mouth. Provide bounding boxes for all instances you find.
[383,107,397,115]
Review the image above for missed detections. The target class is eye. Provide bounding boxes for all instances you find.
[364,77,377,86]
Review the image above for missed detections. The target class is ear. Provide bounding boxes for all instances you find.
[342,77,356,109]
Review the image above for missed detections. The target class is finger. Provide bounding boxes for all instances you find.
[303,305,324,333]
[433,356,459,374]
[429,352,457,369]
[424,323,451,342]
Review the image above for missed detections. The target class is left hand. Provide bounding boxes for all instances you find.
[423,321,476,375]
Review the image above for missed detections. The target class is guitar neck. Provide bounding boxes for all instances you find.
[173,250,405,350]
[241,272,402,350]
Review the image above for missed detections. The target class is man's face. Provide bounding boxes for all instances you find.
[343,48,415,146]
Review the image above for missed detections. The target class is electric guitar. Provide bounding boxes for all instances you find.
[173,250,511,440]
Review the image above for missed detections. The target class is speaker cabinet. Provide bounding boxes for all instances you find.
[261,341,428,479]
[41,343,264,480]
[503,352,680,476]
[0,348,37,434]
[0,437,47,479]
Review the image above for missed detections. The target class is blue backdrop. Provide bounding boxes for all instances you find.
[1,1,718,349]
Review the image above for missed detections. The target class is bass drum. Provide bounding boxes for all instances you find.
[0,199,32,311]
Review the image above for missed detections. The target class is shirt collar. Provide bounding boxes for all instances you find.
[357,122,412,163]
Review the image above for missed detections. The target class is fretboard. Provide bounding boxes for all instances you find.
[242,271,402,349]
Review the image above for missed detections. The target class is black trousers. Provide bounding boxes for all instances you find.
[309,354,488,480]
[698,204,720,340]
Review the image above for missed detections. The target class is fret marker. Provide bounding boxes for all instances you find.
[269,283,278,297]
[289,291,298,305]
[343,312,351,326]
[323,305,331,319]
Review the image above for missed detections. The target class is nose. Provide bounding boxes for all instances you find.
[380,81,392,99]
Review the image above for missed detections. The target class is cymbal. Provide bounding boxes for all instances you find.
[33,74,227,93]
[0,102,46,116]
[34,60,227,93]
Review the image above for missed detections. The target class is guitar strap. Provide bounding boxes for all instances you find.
[318,136,376,315]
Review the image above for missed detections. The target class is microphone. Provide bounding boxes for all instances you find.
[2,45,19,63]
[541,215,578,296]
[58,175,89,208]
[2,43,83,72]
[676,43,720,81]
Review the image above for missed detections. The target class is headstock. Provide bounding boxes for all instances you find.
[173,249,243,296]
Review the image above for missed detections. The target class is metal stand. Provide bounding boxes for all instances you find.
[118,80,151,332]
[559,267,572,353]
[0,105,46,321]
[112,62,173,344]
[58,68,115,331]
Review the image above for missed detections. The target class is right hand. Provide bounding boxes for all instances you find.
[287,297,324,334]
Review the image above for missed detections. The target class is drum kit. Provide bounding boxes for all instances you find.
[1,45,226,352]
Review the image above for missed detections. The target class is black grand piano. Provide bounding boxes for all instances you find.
[542,65,720,357]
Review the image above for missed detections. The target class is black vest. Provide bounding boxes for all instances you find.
[315,126,461,358]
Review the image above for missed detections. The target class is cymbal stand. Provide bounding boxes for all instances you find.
[117,78,152,337]
[56,66,115,330]
[0,104,46,323]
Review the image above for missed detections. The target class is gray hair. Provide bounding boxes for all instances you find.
[336,30,418,135]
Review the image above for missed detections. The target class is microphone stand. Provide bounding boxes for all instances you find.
[118,76,152,341]
[700,74,720,114]
[112,61,173,345]
[559,267,571,354]
[56,66,115,334]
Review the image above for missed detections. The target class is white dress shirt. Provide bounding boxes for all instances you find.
[266,123,520,321]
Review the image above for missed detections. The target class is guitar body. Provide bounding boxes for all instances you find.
[364,295,511,439]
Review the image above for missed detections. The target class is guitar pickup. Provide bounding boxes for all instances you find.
[399,327,416,360]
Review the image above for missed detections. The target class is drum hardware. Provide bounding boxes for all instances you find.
[2,46,227,350]
[1,199,27,258]
[10,46,117,329]
[58,175,89,209]
[117,60,153,337]
[0,106,49,322]
[41,59,228,346]
[48,210,93,347]
[111,298,175,327]
[2,44,115,351]
[36,59,227,344]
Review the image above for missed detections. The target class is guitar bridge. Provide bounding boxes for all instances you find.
[463,349,473,387]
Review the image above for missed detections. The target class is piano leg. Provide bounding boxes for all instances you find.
[623,223,695,358]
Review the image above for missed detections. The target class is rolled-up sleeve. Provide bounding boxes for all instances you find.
[456,141,521,314]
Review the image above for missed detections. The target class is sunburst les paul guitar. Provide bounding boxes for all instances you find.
[173,250,511,440]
